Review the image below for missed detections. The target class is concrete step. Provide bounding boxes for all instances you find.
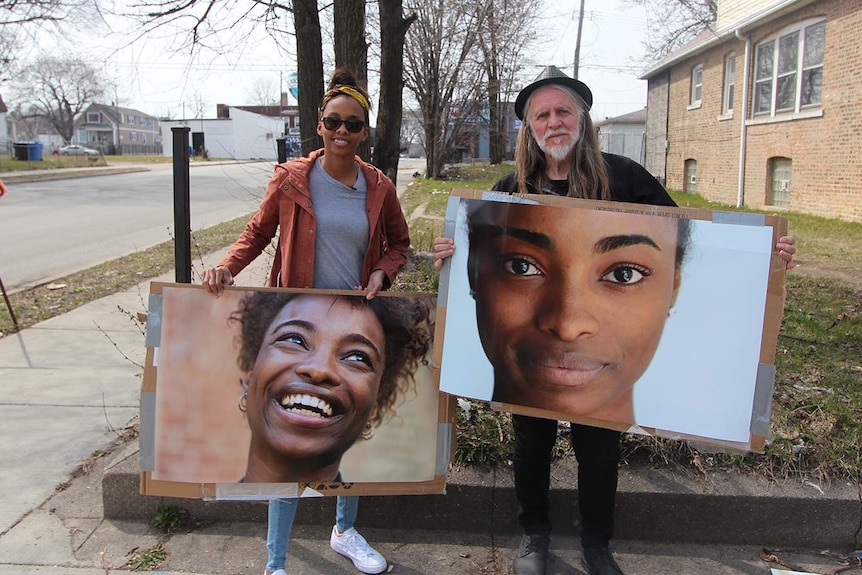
[101,441,861,549]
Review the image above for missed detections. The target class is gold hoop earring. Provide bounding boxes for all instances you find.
[237,392,247,413]
[361,421,374,440]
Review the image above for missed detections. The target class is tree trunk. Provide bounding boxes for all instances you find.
[374,2,416,181]
[334,0,368,86]
[488,71,503,165]
[334,0,370,160]
[294,0,324,157]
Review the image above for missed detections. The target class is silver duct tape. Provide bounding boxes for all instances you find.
[750,363,776,437]
[713,211,766,227]
[437,197,461,308]
[145,293,163,347]
[211,483,303,501]
[480,191,540,205]
[436,422,453,475]
[139,392,156,471]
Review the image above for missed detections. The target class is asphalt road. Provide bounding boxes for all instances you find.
[0,162,275,292]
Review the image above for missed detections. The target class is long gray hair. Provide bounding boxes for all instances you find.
[515,84,611,201]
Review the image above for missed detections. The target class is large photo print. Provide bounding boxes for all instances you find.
[141,284,446,498]
[436,190,787,451]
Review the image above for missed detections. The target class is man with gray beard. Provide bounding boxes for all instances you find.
[486,65,670,575]
[435,66,795,575]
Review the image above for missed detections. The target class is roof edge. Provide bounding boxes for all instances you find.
[640,0,817,79]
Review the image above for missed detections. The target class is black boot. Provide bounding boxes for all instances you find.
[581,545,624,575]
[511,532,550,575]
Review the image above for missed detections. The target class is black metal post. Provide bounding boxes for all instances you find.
[276,138,287,163]
[0,274,20,331]
[172,126,192,284]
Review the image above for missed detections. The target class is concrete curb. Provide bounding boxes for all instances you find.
[102,441,861,549]
[0,159,268,184]
[0,166,151,183]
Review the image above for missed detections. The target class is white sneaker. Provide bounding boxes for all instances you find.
[329,525,387,574]
[266,570,286,575]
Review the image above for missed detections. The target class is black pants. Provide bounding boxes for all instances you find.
[513,414,621,549]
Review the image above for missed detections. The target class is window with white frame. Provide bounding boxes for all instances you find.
[86,112,101,123]
[754,19,825,116]
[130,132,138,142]
[690,64,704,106]
[722,54,736,115]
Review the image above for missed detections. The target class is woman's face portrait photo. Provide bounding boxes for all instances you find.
[437,191,784,448]
[242,295,385,483]
[148,286,441,493]
[469,202,682,423]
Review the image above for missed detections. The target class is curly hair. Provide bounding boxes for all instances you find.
[229,292,433,426]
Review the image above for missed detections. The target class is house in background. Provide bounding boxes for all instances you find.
[642,0,862,223]
[596,108,647,165]
[75,104,162,155]
[218,93,301,155]
[160,106,284,160]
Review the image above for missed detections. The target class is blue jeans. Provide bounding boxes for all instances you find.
[265,496,359,573]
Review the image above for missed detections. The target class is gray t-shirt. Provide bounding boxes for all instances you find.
[309,159,369,289]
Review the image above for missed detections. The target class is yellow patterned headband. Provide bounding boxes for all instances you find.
[318,85,371,117]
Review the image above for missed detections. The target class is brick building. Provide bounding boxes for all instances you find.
[641,0,862,223]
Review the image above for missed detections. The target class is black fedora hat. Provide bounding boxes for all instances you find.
[514,65,593,120]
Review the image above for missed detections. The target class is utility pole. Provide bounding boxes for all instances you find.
[573,0,586,79]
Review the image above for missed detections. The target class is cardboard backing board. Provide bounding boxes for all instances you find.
[434,189,788,453]
[140,283,454,499]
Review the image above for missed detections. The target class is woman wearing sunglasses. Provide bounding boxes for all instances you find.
[202,67,409,575]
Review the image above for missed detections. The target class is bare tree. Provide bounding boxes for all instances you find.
[293,0,324,155]
[1,0,105,69]
[246,76,279,106]
[334,0,367,86]
[333,0,370,160]
[624,0,717,62]
[0,0,100,25]
[187,91,208,118]
[125,0,325,155]
[403,0,486,178]
[475,0,541,164]
[400,108,425,157]
[372,0,416,181]
[12,56,105,143]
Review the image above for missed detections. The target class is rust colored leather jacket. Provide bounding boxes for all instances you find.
[218,148,410,288]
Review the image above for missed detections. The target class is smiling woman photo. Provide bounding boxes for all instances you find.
[231,291,433,484]
[466,201,691,424]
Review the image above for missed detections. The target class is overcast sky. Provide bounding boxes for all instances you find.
[16,0,653,123]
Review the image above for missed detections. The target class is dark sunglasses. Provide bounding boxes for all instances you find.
[321,117,366,133]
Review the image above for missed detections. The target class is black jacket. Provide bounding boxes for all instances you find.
[492,153,676,207]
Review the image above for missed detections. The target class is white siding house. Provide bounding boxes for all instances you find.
[596,108,647,165]
[160,107,284,160]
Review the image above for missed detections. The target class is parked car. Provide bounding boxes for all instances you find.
[59,144,100,156]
